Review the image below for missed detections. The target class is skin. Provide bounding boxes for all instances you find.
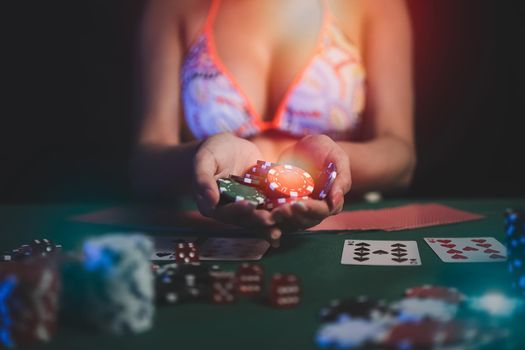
[133,0,415,245]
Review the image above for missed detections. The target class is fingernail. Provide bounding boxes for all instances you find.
[331,189,344,207]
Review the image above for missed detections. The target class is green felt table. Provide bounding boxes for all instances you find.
[1,198,524,350]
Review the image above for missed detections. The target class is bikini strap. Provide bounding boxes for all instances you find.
[204,0,222,34]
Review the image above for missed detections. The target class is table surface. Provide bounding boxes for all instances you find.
[1,198,524,350]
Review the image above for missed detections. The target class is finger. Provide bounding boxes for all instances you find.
[268,226,282,248]
[271,200,329,231]
[193,148,220,217]
[213,201,275,227]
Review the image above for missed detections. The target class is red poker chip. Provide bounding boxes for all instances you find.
[382,320,477,348]
[265,164,314,197]
[404,285,465,304]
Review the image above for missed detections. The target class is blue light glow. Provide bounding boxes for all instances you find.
[470,292,522,317]
[0,276,16,349]
[83,243,114,273]
[514,259,523,268]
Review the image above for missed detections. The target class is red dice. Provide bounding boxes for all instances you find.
[210,271,236,304]
[269,273,300,308]
[174,242,199,263]
[235,263,264,296]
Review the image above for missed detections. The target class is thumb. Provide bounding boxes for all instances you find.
[193,148,220,217]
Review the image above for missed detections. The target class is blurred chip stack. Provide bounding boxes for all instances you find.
[504,208,525,298]
[61,234,155,335]
[154,263,218,304]
[0,257,60,348]
[315,285,510,350]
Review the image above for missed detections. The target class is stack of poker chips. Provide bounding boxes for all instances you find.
[315,285,509,350]
[1,238,62,262]
[217,160,337,210]
[153,261,301,308]
[0,256,61,348]
[61,234,155,335]
[155,263,219,304]
[504,208,525,298]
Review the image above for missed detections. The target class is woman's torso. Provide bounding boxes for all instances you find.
[179,0,366,141]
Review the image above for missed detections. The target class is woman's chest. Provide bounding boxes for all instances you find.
[181,0,363,121]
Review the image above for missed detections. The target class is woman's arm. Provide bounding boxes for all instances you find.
[131,0,199,198]
[337,0,415,193]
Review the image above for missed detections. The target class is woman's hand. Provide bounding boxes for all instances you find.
[193,133,276,230]
[271,134,352,232]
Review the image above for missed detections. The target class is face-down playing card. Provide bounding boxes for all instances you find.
[424,237,507,263]
[341,240,422,266]
[312,203,484,231]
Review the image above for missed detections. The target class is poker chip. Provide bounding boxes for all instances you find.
[230,174,263,187]
[155,263,219,304]
[380,320,479,349]
[319,296,391,323]
[217,160,334,212]
[316,318,389,349]
[0,257,61,347]
[404,285,465,304]
[217,178,266,206]
[266,164,314,197]
[1,239,62,263]
[391,297,458,322]
[235,263,264,296]
[62,234,155,335]
[314,162,337,200]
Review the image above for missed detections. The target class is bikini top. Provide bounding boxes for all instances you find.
[181,0,366,140]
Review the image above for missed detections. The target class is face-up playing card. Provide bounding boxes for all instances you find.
[151,236,270,261]
[424,237,507,263]
[341,240,422,266]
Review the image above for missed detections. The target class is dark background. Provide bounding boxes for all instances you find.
[1,0,524,203]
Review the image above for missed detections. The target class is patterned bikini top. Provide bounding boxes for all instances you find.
[181,0,366,140]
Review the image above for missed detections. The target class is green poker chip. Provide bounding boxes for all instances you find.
[217,178,266,206]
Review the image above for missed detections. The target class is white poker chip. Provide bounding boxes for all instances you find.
[363,191,382,203]
[392,298,458,322]
[316,318,389,349]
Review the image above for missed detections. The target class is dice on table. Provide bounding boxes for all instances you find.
[174,242,199,263]
[236,263,264,296]
[210,271,236,304]
[269,273,300,308]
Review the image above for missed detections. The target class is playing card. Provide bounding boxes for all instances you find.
[199,238,270,261]
[424,237,507,263]
[341,240,422,266]
[151,236,270,261]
